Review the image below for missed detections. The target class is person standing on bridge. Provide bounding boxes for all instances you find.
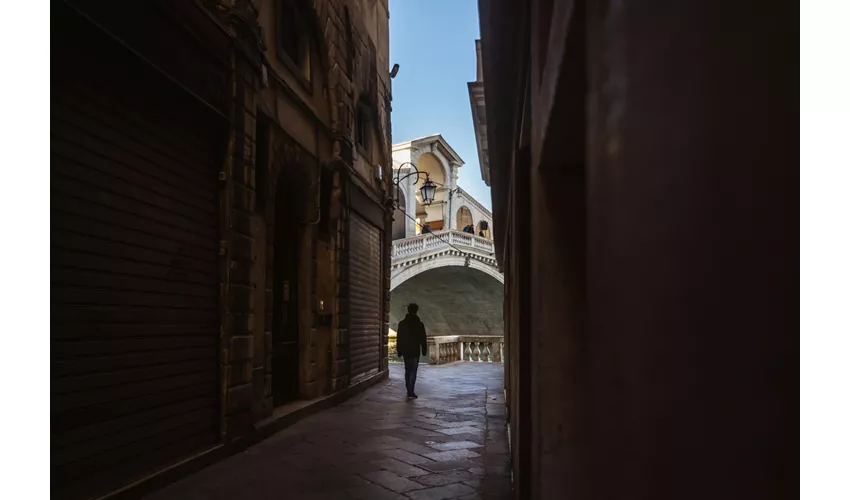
[396,303,428,399]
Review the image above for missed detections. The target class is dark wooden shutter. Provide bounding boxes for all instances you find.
[51,11,222,499]
[349,213,383,381]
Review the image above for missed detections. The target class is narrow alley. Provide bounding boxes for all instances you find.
[145,363,510,500]
[48,0,797,498]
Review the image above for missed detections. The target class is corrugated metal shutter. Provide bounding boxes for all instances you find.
[349,212,383,381]
[51,14,222,499]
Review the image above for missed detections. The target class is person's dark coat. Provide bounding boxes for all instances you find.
[396,313,427,357]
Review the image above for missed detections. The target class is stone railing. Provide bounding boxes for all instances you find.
[428,335,504,365]
[388,333,504,365]
[391,230,495,259]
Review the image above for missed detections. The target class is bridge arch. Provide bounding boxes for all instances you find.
[389,265,504,338]
[391,251,503,291]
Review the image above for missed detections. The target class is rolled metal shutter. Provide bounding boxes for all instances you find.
[349,212,383,381]
[51,14,222,499]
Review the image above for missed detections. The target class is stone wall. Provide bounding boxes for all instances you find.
[215,0,392,442]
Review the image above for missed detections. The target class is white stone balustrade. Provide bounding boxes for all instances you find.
[390,230,503,291]
[391,230,494,259]
[426,335,504,365]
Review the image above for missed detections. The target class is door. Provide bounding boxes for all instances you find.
[51,7,223,499]
[349,212,383,381]
[272,180,300,405]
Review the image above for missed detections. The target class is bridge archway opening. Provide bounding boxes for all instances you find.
[416,153,446,231]
[475,220,491,239]
[457,206,473,230]
[416,152,446,186]
[390,266,504,340]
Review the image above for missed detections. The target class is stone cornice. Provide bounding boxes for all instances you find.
[392,134,464,166]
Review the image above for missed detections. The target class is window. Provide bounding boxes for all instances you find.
[354,98,372,151]
[277,0,311,84]
[355,103,370,151]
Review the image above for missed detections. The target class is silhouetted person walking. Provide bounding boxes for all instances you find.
[396,303,427,398]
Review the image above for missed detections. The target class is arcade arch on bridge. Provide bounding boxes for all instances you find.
[456,206,473,230]
[392,134,465,239]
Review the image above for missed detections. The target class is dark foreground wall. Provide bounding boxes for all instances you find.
[479,0,798,499]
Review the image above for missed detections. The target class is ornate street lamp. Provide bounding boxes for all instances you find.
[392,161,437,206]
[419,177,437,205]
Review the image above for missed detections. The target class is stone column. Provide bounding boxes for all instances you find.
[449,163,461,230]
[405,168,417,236]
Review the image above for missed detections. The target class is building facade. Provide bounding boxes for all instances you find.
[474,1,796,499]
[51,0,392,497]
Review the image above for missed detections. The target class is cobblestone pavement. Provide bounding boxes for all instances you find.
[146,362,511,500]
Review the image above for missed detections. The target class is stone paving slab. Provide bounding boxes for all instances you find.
[145,363,510,500]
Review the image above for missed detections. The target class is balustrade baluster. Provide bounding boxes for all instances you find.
[484,343,492,362]
[473,342,481,362]
[464,342,471,361]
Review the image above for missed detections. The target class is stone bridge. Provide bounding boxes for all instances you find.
[389,230,504,339]
[390,230,502,290]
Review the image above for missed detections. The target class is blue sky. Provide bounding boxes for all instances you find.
[388,0,490,210]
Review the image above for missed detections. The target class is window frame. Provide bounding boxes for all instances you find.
[276,0,313,92]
